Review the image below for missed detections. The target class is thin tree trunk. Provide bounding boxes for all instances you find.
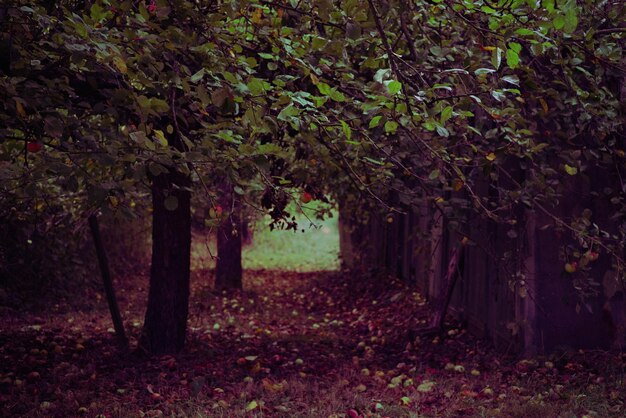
[140,169,191,354]
[215,183,243,290]
[410,239,465,339]
[428,242,465,331]
[88,214,127,348]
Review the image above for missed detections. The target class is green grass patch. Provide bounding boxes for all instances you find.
[191,202,340,272]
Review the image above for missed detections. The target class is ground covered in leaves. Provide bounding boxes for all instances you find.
[0,270,624,417]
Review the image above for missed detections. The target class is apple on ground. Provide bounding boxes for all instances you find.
[564,262,578,273]
[26,142,42,153]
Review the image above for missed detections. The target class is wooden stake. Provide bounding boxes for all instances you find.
[89,215,128,348]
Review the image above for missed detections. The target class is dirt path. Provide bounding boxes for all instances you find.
[0,270,624,417]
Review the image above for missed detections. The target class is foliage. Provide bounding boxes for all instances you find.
[0,0,624,305]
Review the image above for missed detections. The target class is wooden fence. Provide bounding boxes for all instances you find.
[339,181,625,353]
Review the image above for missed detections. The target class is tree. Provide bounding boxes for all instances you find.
[2,0,623,356]
[214,181,243,290]
[141,165,191,353]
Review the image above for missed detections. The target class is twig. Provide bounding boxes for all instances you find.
[367,0,414,114]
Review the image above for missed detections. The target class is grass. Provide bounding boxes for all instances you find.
[191,204,340,272]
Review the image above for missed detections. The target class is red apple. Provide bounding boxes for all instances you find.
[26,142,42,153]
[347,409,360,418]
[300,192,312,204]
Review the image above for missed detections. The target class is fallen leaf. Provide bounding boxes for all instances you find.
[245,400,258,411]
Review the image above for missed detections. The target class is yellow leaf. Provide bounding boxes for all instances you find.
[16,100,26,117]
[564,164,577,175]
[262,378,286,393]
[250,362,261,374]
[486,152,496,161]
[310,73,319,85]
[251,8,263,24]
[112,56,127,74]
[153,130,168,147]
[452,178,464,192]
[245,400,258,411]
[539,97,549,113]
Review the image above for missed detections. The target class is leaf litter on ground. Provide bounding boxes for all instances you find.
[0,269,624,417]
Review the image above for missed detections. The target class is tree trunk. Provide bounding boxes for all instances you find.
[215,183,243,290]
[88,215,127,348]
[140,169,191,354]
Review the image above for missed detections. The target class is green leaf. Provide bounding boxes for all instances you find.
[90,3,105,21]
[423,120,436,131]
[553,15,565,30]
[311,37,328,50]
[417,380,435,392]
[491,48,502,70]
[384,120,398,134]
[387,80,402,95]
[316,82,331,95]
[474,68,496,75]
[222,71,238,84]
[340,120,352,140]
[509,42,522,54]
[364,157,384,166]
[502,75,520,86]
[563,7,578,34]
[245,400,258,411]
[329,89,345,102]
[277,105,300,121]
[247,78,269,95]
[190,68,205,83]
[491,90,506,101]
[564,164,578,175]
[150,98,169,114]
[506,46,520,69]
[428,169,440,180]
[369,115,382,128]
[164,196,178,211]
[435,125,449,137]
[440,106,453,124]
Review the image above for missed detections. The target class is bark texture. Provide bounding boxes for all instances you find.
[215,184,243,290]
[141,170,191,354]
